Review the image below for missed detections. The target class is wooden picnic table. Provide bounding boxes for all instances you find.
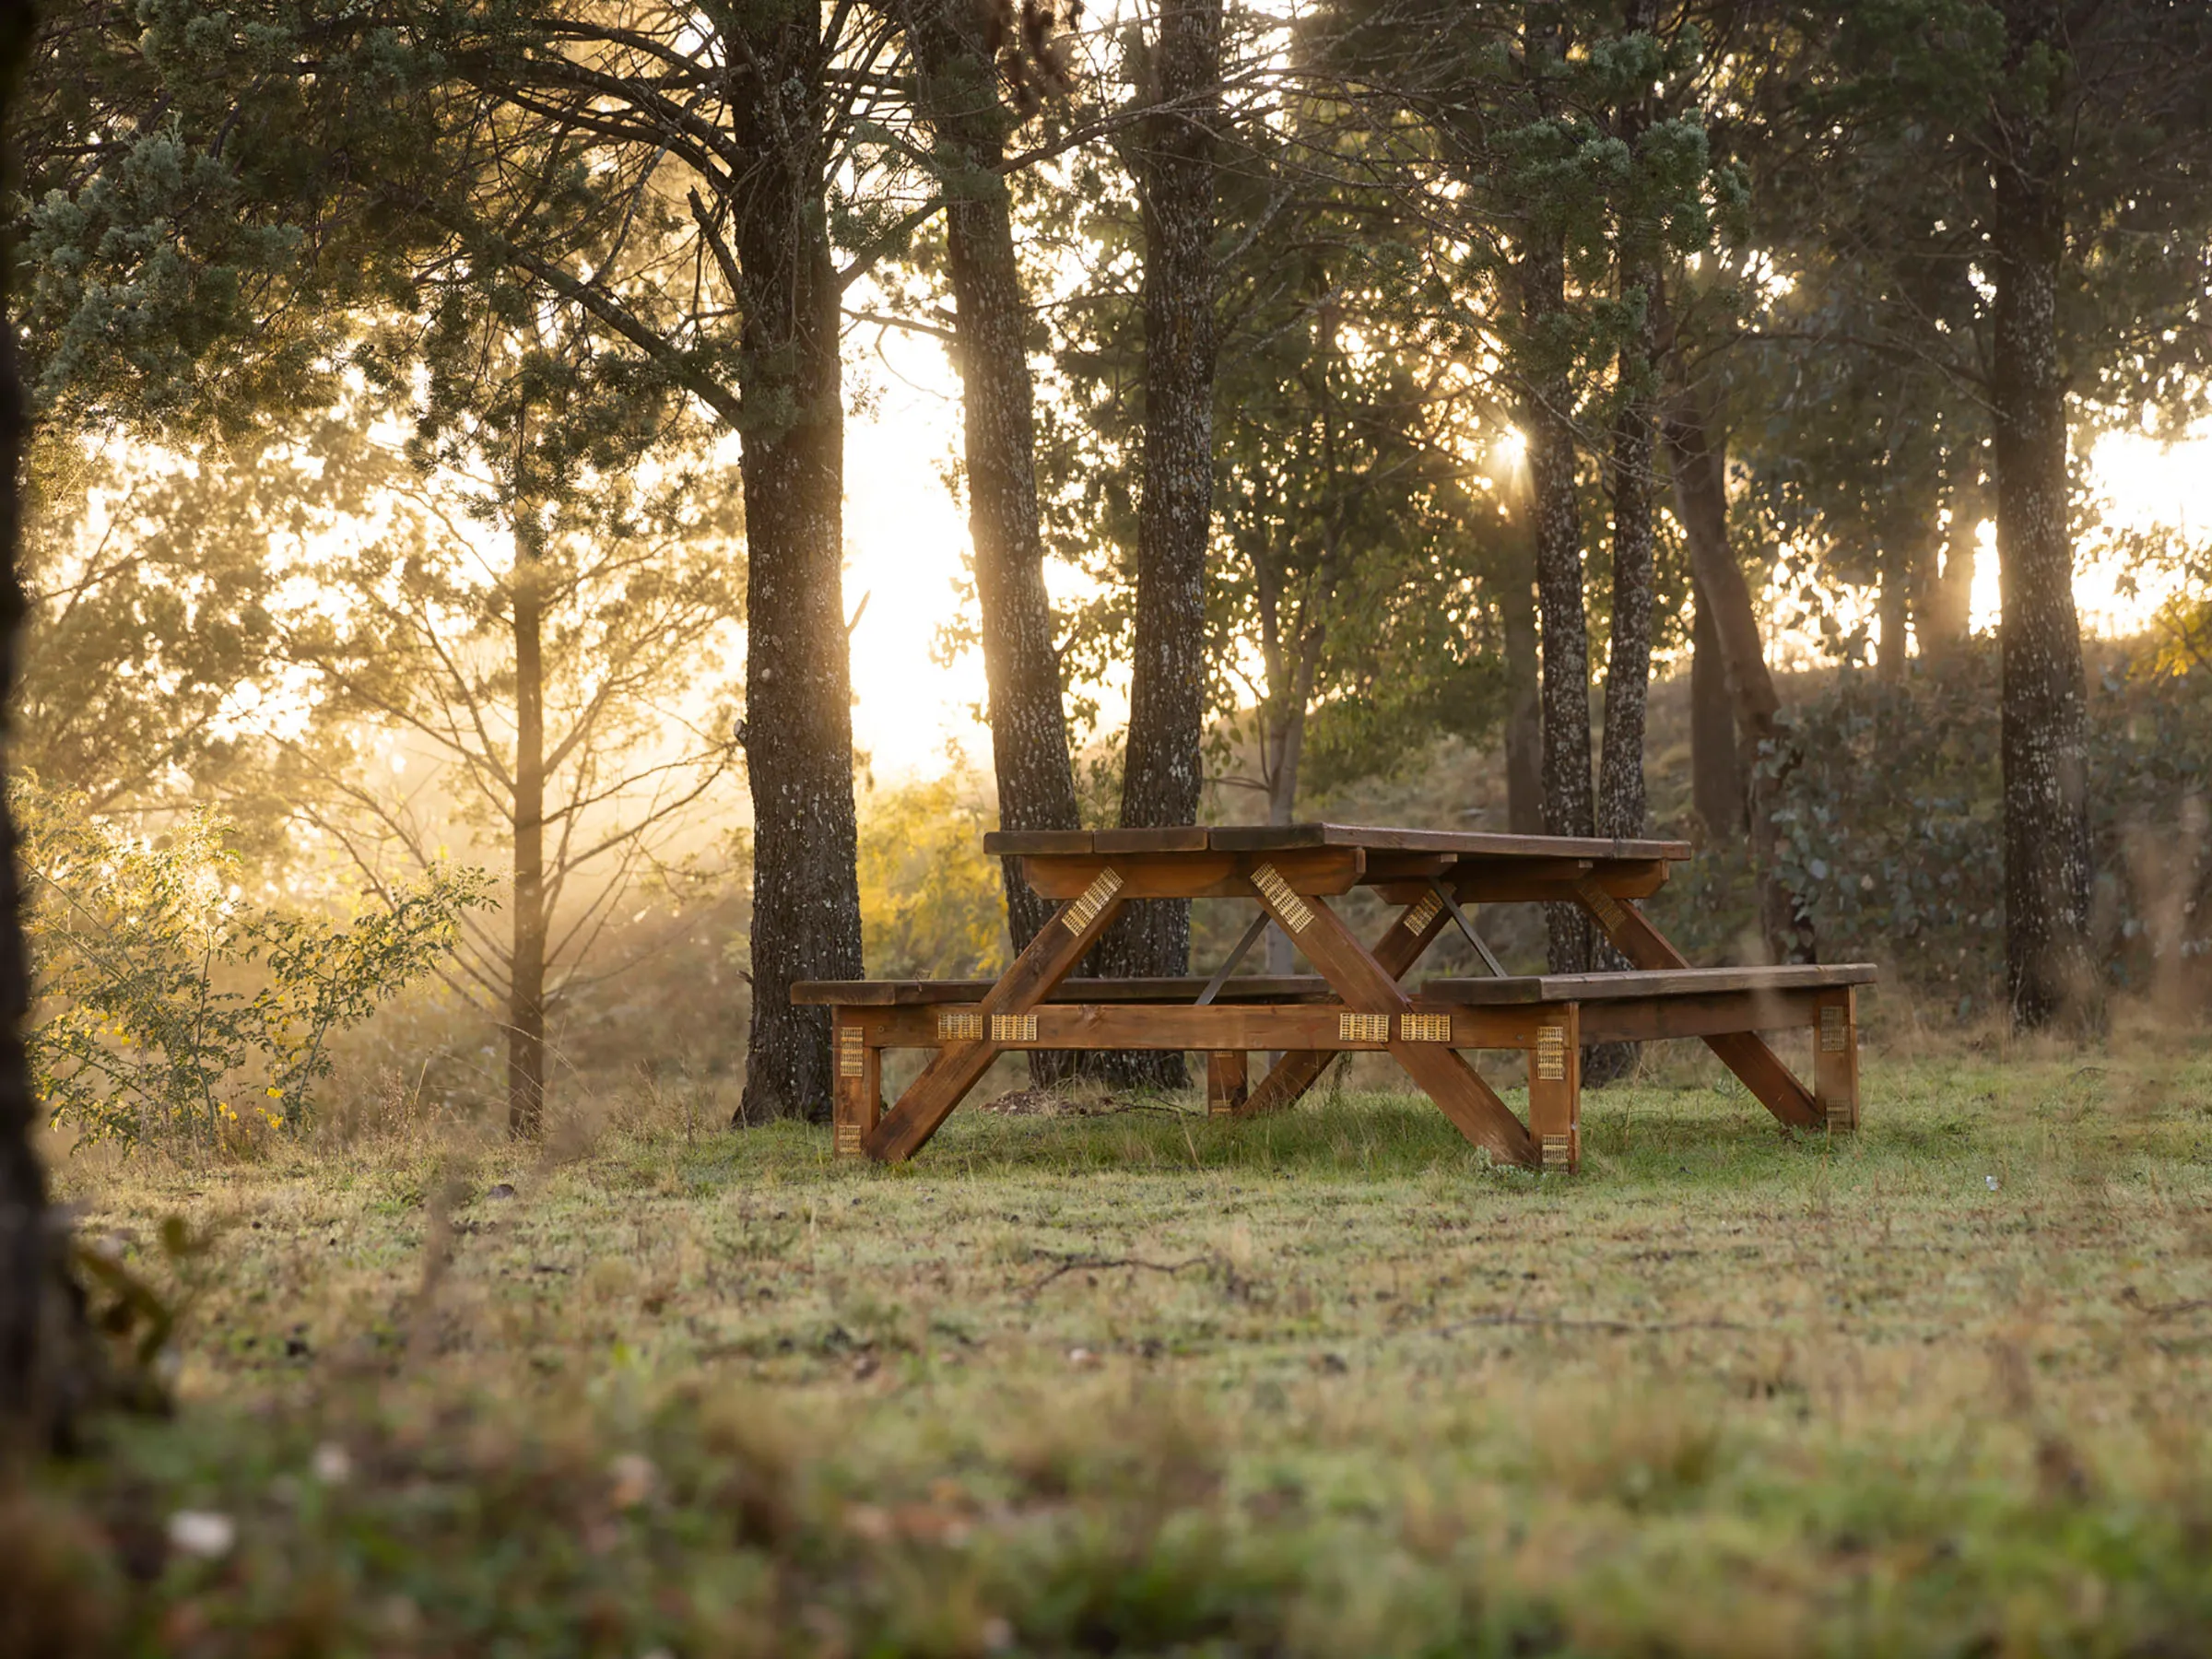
[793,823,1874,1171]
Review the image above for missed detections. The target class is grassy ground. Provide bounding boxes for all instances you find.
[13,1031,2212,1657]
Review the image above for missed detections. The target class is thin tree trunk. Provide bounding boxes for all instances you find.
[1095,0,1222,1089]
[1689,572,1745,838]
[1261,640,1317,977]
[1991,0,2096,1029]
[1663,369,1816,962]
[1877,547,1912,682]
[1501,516,1544,835]
[730,10,865,1124]
[507,556,547,1138]
[1924,439,1983,659]
[911,0,1082,964]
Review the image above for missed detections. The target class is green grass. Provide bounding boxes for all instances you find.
[15,1035,2212,1656]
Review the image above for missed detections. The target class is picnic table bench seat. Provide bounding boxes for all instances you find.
[791,976,1340,1006]
[803,822,1874,1171]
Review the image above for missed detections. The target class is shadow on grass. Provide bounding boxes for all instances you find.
[710,1084,1881,1188]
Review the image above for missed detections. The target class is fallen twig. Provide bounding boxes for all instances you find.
[2121,1287,2212,1320]
[1428,1309,1752,1338]
[1021,1253,1218,1298]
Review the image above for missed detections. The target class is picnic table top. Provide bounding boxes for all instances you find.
[793,964,1878,1006]
[981,822,1692,861]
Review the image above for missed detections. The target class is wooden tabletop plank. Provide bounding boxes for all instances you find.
[1423,963,1880,1005]
[984,823,1691,860]
[1206,823,1692,859]
[1093,825,1211,853]
[982,829,1098,855]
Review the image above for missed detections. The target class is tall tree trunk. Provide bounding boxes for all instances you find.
[1,0,97,1449]
[1877,546,1912,682]
[1591,260,1659,1081]
[1095,0,1222,1089]
[1991,1,2095,1029]
[911,0,1082,962]
[730,11,865,1124]
[507,556,547,1138]
[1518,7,1594,975]
[1663,369,1817,962]
[1689,573,1745,838]
[1501,516,1545,835]
[1597,380,1656,842]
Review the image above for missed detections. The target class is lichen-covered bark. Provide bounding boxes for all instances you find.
[910,0,1081,970]
[1520,250,1595,976]
[1597,373,1655,845]
[730,6,865,1124]
[1095,0,1222,1088]
[1990,2,2096,1028]
[1590,258,1658,1080]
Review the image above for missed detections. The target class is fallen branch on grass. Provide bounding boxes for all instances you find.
[1021,1253,1218,1298]
[1428,1309,1752,1338]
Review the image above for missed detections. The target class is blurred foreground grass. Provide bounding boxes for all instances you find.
[12,1032,2212,1656]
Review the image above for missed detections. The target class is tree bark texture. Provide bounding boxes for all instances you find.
[1589,250,1659,1080]
[1501,519,1545,835]
[910,0,1083,964]
[1663,371,1816,962]
[1516,5,1594,975]
[730,8,865,1124]
[507,557,547,1138]
[1095,0,1222,1088]
[1990,3,2096,1028]
[1521,263,1595,974]
[1688,573,1745,838]
[1597,374,1656,844]
[1,0,97,1450]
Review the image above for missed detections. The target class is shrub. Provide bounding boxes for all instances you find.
[15,782,492,1148]
[1653,641,2212,1017]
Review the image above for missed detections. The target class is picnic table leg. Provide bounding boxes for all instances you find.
[1244,871,1536,1169]
[831,1009,880,1159]
[863,866,1131,1163]
[1206,1051,1249,1115]
[1235,886,1455,1118]
[1527,1002,1581,1173]
[1574,878,1825,1132]
[1813,986,1860,1133]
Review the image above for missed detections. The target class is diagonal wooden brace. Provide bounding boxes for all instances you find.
[864,865,1131,1161]
[1236,881,1455,1117]
[1241,865,1536,1169]
[1574,877,1822,1130]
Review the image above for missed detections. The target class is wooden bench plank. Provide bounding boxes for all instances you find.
[792,975,1338,1006]
[1423,963,1879,1005]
